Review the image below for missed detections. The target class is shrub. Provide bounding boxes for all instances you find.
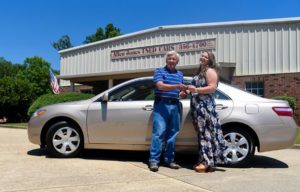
[273,96,296,111]
[28,92,94,117]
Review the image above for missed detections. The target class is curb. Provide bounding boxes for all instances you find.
[0,125,27,129]
[293,144,300,149]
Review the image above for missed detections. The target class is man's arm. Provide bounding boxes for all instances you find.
[156,81,187,91]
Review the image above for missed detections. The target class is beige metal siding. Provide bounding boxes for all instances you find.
[60,20,300,77]
[216,23,300,75]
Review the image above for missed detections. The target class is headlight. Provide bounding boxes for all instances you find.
[32,109,47,118]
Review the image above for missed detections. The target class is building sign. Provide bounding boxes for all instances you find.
[111,38,216,60]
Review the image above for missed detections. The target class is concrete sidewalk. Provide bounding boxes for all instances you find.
[0,127,299,192]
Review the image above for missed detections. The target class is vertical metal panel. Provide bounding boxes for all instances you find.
[256,27,263,74]
[282,24,289,73]
[79,50,82,74]
[60,21,300,77]
[242,28,249,74]
[217,29,224,63]
[248,27,255,75]
[298,27,300,71]
[91,48,95,73]
[289,25,297,71]
[84,51,88,74]
[268,25,275,74]
[275,25,282,73]
[229,30,236,64]
[224,28,230,63]
[235,27,242,75]
[95,47,100,72]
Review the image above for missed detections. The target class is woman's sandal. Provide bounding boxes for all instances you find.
[194,163,215,173]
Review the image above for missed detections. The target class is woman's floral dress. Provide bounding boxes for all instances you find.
[190,74,227,167]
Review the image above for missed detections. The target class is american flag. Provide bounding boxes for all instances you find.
[49,69,61,94]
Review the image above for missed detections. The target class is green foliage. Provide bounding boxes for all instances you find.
[84,23,121,44]
[17,56,52,98]
[52,35,73,51]
[0,57,24,78]
[84,27,105,43]
[273,96,296,111]
[0,56,58,122]
[105,23,121,38]
[296,128,300,144]
[28,92,95,117]
[0,76,33,122]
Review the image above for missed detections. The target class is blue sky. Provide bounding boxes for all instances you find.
[1,0,299,70]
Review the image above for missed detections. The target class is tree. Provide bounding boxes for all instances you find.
[0,57,24,78]
[17,56,52,99]
[105,23,121,38]
[0,76,33,122]
[52,35,73,51]
[84,27,105,44]
[84,23,121,44]
[0,56,55,122]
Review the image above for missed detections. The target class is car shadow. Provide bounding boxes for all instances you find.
[27,148,48,156]
[81,149,148,162]
[245,155,288,168]
[27,148,288,169]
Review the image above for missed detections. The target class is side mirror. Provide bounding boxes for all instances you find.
[101,92,109,102]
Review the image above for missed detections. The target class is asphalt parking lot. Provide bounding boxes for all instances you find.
[0,127,299,192]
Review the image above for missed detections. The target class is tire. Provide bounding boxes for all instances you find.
[46,121,83,158]
[223,127,255,167]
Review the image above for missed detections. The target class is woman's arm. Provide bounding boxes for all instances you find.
[188,69,218,94]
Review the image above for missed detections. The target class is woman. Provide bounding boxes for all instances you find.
[187,50,227,173]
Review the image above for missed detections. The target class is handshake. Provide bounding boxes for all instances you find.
[176,84,197,93]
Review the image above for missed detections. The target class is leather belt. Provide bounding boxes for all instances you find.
[155,96,179,104]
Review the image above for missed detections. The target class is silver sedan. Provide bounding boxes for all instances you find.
[28,77,298,167]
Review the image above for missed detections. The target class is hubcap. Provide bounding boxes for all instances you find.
[52,127,80,155]
[224,132,249,163]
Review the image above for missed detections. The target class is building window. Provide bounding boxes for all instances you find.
[245,81,264,97]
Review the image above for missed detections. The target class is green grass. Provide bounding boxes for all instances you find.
[0,123,28,128]
[296,128,300,144]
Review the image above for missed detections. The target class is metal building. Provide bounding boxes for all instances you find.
[58,17,300,123]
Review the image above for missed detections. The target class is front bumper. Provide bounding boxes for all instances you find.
[27,117,46,145]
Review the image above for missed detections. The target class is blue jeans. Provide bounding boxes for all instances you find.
[149,100,181,164]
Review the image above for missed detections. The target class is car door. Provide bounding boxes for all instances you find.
[214,89,234,121]
[86,79,155,144]
[177,82,234,147]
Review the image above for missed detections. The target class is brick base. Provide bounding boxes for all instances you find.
[232,72,300,125]
[61,85,93,94]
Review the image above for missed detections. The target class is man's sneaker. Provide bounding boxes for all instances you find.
[149,163,159,172]
[165,162,181,169]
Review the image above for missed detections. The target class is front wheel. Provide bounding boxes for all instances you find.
[223,127,255,167]
[46,121,83,158]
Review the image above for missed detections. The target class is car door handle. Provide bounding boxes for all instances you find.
[142,105,153,111]
[216,104,228,110]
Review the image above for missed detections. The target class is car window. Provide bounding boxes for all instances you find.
[109,80,155,101]
[181,89,231,100]
[213,90,231,100]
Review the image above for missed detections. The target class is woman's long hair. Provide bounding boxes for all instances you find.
[195,50,218,78]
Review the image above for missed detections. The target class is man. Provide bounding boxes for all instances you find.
[149,50,187,172]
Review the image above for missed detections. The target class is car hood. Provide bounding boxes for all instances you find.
[58,99,92,105]
[40,99,92,109]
